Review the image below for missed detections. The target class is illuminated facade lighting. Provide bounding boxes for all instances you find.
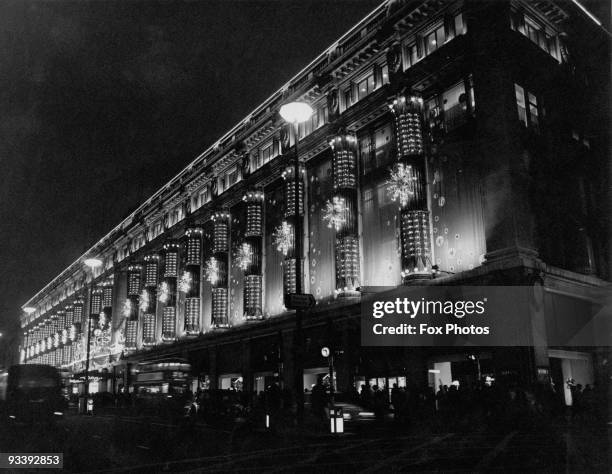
[211,212,230,328]
[243,189,264,320]
[389,95,432,282]
[184,228,202,335]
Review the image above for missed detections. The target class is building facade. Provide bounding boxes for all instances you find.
[20,0,610,405]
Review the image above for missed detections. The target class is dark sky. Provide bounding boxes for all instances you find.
[0,0,381,345]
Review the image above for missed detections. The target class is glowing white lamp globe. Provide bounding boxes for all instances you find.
[84,258,102,269]
[279,102,314,124]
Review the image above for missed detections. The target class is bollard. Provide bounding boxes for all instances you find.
[330,406,344,433]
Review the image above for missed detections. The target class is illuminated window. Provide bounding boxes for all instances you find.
[191,187,210,212]
[441,82,468,130]
[131,233,145,252]
[360,123,393,175]
[511,10,561,62]
[403,43,419,69]
[403,13,466,72]
[425,25,445,55]
[454,12,466,36]
[167,204,184,228]
[148,219,163,241]
[343,87,352,110]
[296,103,329,140]
[515,83,539,129]
[342,65,387,112]
[226,165,240,189]
[260,140,280,166]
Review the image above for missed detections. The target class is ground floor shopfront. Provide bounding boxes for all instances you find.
[82,261,609,409]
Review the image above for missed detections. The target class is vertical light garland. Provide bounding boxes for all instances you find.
[211,211,230,328]
[388,94,432,282]
[90,287,103,335]
[184,228,202,335]
[45,318,52,365]
[242,189,264,320]
[280,165,305,301]
[125,265,142,350]
[73,299,84,363]
[329,134,360,296]
[56,310,65,367]
[62,305,71,366]
[142,255,159,345]
[50,313,58,367]
[101,281,113,329]
[161,242,179,341]
[25,330,30,362]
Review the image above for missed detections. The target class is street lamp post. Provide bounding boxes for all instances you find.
[279,102,313,427]
[83,257,102,412]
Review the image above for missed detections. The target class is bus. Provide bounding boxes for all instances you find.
[0,364,65,423]
[131,358,192,416]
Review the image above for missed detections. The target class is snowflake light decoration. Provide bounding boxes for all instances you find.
[121,299,132,318]
[235,242,252,271]
[158,282,170,303]
[322,196,347,231]
[179,271,192,293]
[387,163,417,207]
[273,221,293,256]
[139,289,150,312]
[98,312,107,329]
[205,257,219,285]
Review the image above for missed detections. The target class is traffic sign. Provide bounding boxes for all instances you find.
[285,293,316,310]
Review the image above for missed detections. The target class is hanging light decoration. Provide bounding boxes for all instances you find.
[205,257,220,284]
[387,163,417,207]
[178,271,192,293]
[139,289,150,312]
[322,196,347,231]
[158,281,170,303]
[273,221,293,256]
[235,242,253,271]
[121,299,132,318]
[98,311,107,329]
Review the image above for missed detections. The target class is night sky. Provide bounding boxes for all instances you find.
[0,0,380,351]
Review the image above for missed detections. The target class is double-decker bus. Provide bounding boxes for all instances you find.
[131,357,192,416]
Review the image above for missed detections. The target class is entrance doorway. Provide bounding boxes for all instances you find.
[549,350,594,406]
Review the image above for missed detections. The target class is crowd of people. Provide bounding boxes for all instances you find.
[81,375,607,433]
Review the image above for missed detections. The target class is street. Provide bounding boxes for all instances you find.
[0,408,608,473]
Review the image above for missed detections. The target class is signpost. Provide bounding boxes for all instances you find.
[285,293,315,310]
